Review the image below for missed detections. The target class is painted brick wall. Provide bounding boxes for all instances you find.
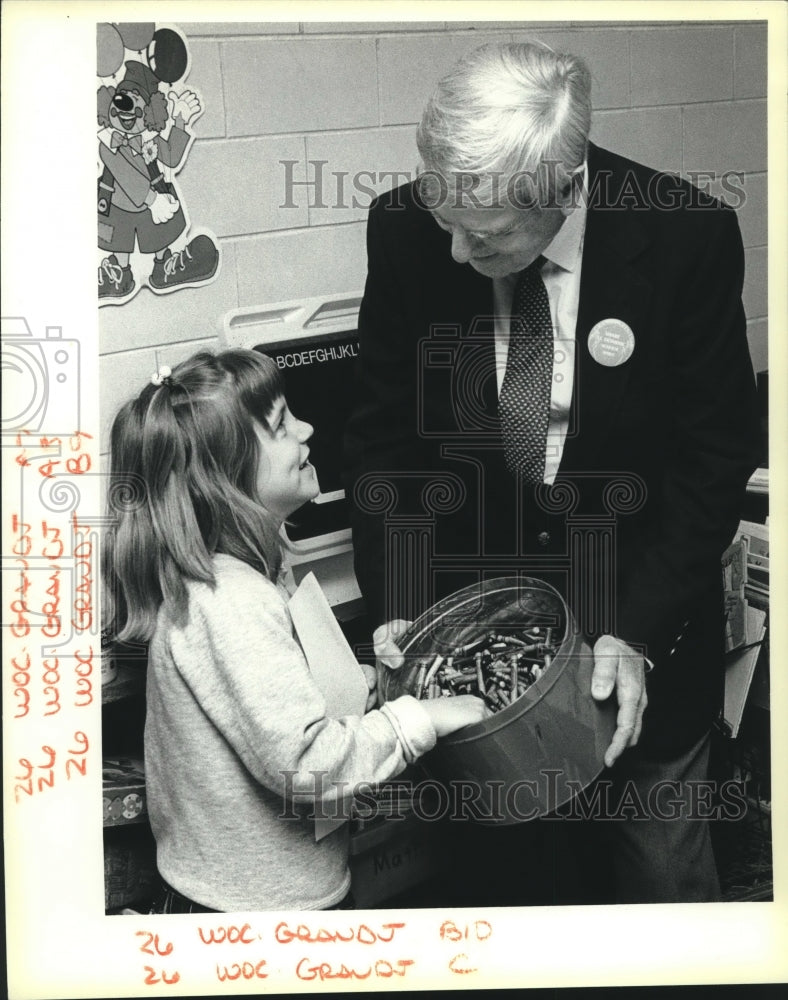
[99,19,767,449]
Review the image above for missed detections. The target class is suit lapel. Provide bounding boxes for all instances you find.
[429,144,656,456]
[420,233,497,437]
[457,265,498,423]
[561,147,653,473]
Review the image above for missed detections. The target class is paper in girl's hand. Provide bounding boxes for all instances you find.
[288,573,369,841]
[288,572,368,718]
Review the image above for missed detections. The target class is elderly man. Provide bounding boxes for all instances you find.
[344,42,760,904]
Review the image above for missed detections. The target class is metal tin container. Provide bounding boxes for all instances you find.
[381,576,617,823]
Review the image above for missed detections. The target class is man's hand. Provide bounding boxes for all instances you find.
[592,634,648,768]
[372,619,412,704]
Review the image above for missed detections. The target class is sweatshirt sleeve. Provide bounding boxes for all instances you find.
[167,560,437,801]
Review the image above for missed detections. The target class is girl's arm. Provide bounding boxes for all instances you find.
[168,562,482,803]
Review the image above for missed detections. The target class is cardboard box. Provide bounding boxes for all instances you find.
[104,825,157,910]
[349,816,445,907]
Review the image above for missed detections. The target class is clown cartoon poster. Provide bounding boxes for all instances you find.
[96,22,220,304]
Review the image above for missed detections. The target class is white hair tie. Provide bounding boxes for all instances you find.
[150,365,172,386]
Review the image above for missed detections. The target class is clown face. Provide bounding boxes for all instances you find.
[110,88,147,134]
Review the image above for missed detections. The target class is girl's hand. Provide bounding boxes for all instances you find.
[421,695,491,737]
[360,663,377,712]
[372,618,412,705]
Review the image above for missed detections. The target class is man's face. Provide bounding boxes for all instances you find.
[429,199,568,279]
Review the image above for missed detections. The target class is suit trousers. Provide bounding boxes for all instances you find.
[438,729,720,906]
[595,729,721,904]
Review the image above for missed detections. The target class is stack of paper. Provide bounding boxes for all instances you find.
[288,572,369,840]
[288,571,368,719]
[738,519,770,610]
[721,520,769,737]
[747,467,769,495]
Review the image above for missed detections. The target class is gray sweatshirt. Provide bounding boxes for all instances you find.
[144,554,436,911]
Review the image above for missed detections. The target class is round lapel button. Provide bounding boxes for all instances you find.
[588,319,635,367]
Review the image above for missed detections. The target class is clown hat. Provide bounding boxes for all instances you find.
[117,61,160,101]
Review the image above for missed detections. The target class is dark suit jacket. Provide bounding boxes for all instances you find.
[343,143,760,757]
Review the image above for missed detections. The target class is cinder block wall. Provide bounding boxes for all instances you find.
[99,19,767,450]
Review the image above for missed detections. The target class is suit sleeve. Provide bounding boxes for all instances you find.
[344,199,429,626]
[615,205,760,663]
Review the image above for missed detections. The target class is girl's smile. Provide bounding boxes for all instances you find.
[254,398,320,521]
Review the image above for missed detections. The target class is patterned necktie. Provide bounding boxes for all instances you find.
[499,256,552,484]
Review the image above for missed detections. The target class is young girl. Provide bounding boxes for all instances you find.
[103,348,485,912]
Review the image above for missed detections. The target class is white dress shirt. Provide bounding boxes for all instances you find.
[492,169,588,484]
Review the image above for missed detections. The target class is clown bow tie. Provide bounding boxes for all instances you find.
[111,132,144,154]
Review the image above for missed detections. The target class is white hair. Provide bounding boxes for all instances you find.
[416,42,592,209]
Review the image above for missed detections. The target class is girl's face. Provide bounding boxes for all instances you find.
[254,398,319,521]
